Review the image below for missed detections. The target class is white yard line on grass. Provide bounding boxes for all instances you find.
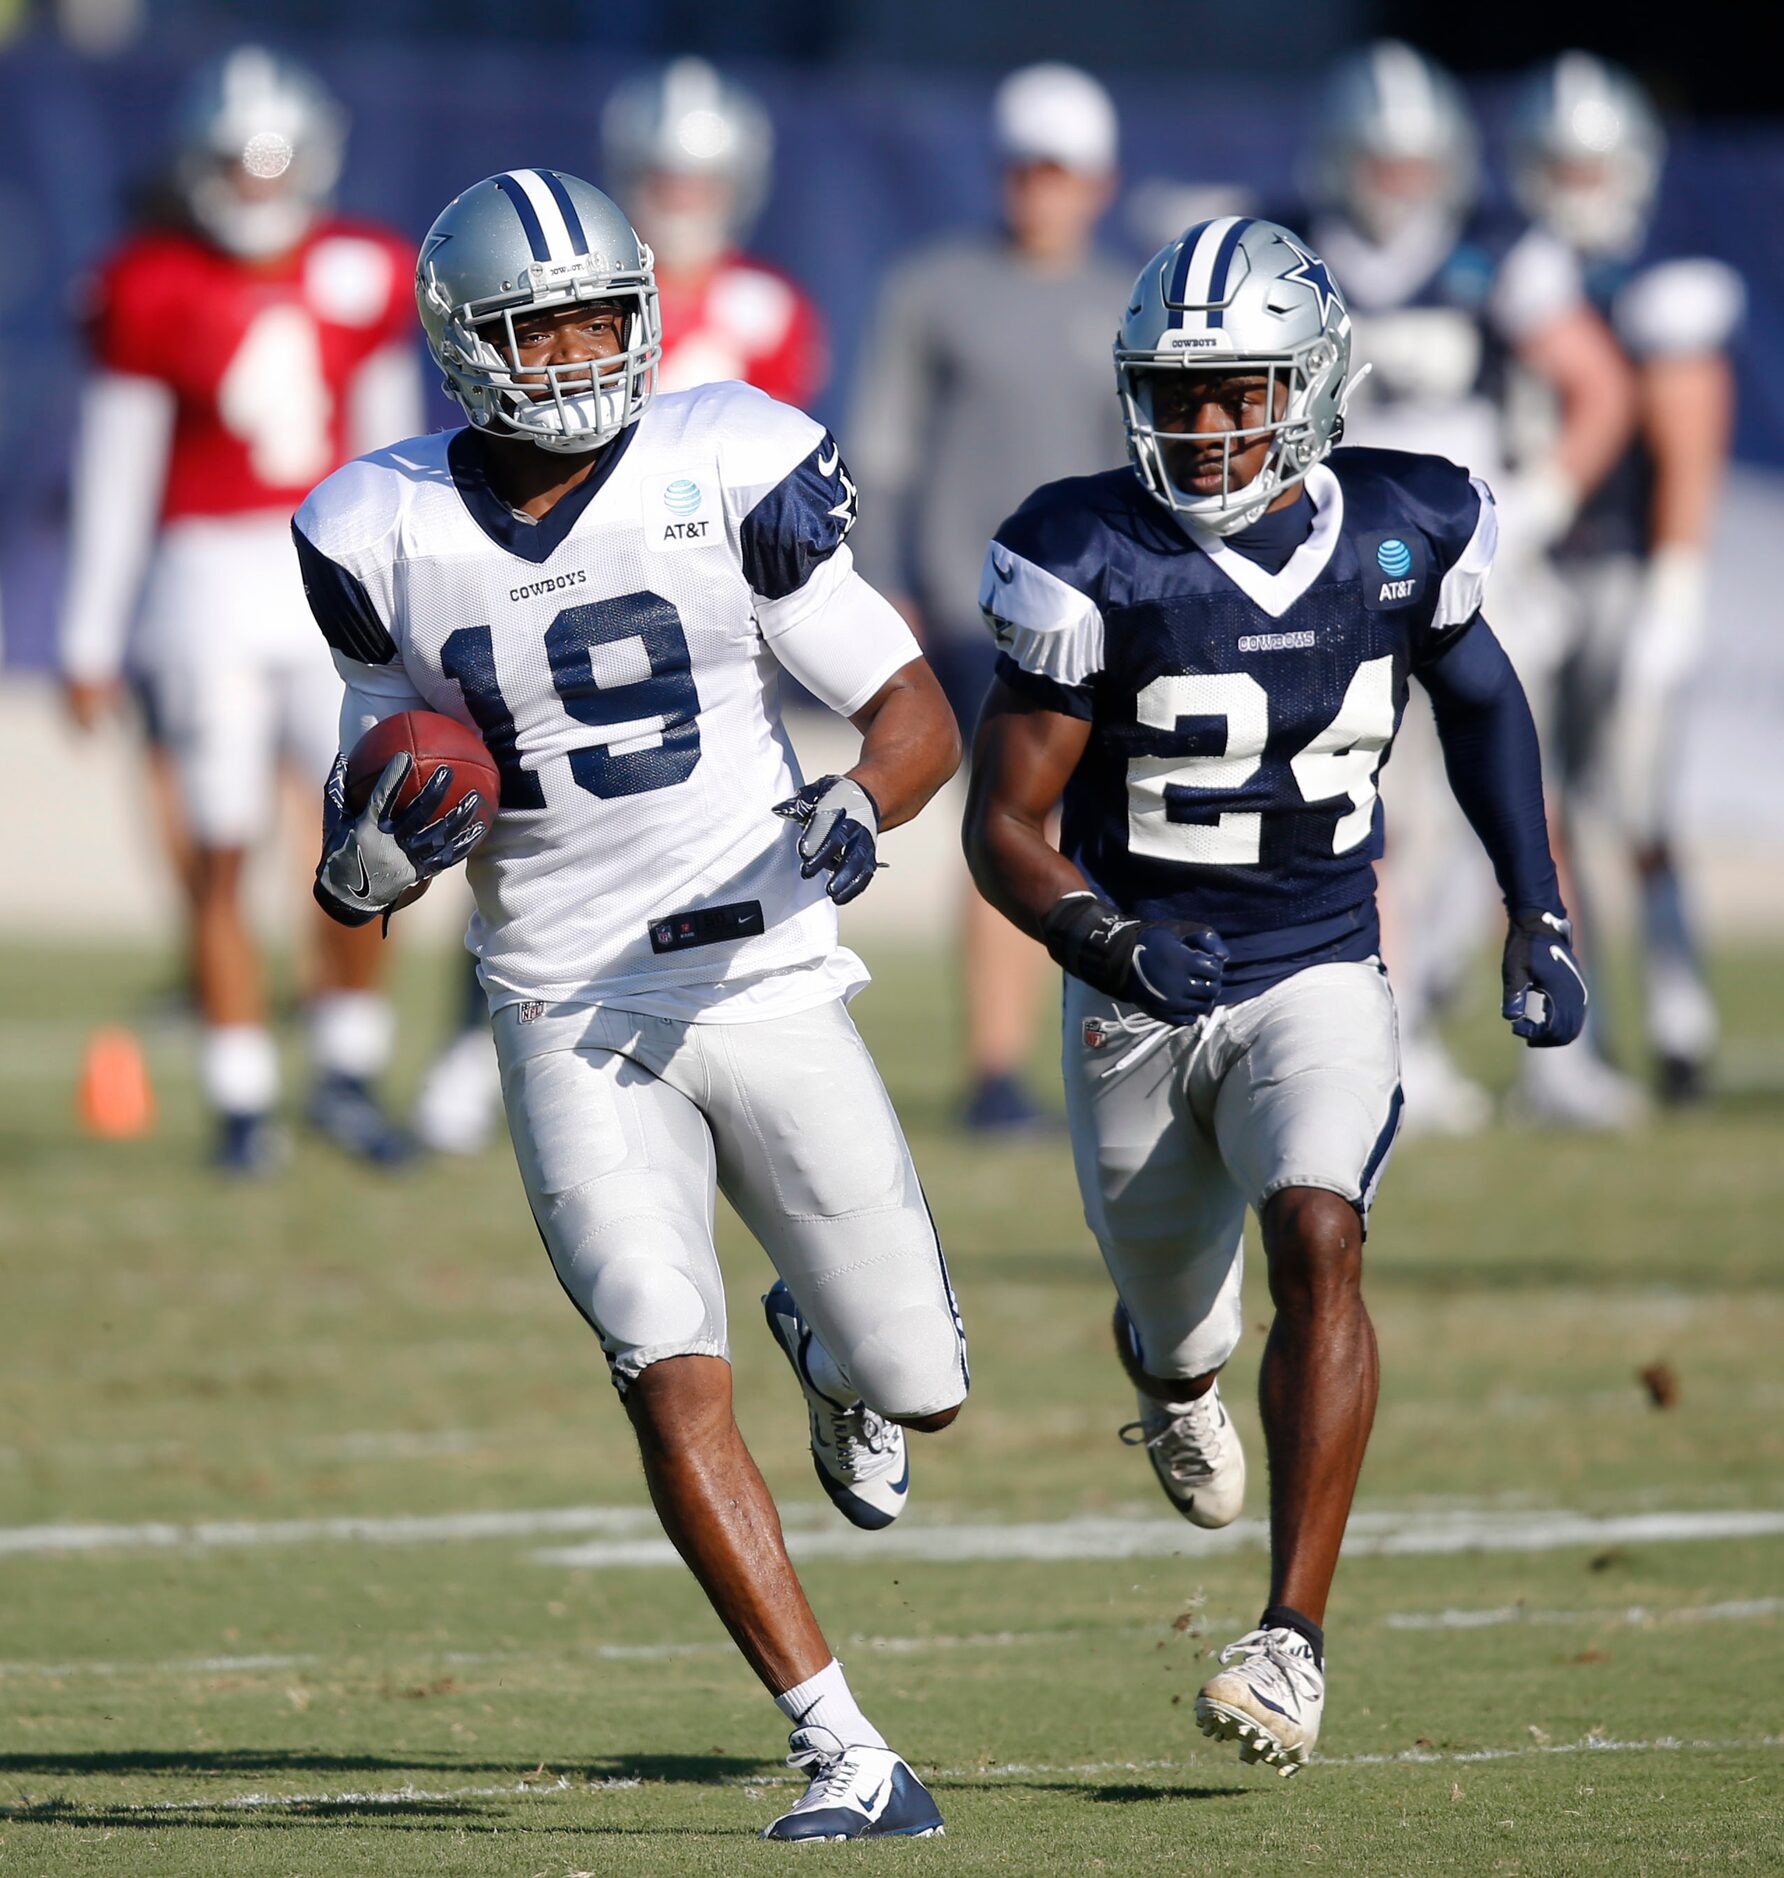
[1386,1595,1784,1631]
[5,1502,1784,1563]
[534,1506,1784,1569]
[41,1733,1784,1818]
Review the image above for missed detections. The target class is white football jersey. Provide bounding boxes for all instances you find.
[294,382,913,1019]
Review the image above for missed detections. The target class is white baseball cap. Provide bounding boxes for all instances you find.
[993,63,1119,174]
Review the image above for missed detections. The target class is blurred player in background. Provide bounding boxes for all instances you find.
[1511,54,1742,1104]
[411,57,830,1157]
[56,47,422,1172]
[605,56,827,406]
[1301,41,1638,1130]
[301,170,967,1840]
[848,62,1130,1132]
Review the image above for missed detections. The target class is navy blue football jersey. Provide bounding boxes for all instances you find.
[1561,240,1745,561]
[981,449,1496,998]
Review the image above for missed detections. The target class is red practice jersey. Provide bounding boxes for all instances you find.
[87,218,415,522]
[655,254,828,408]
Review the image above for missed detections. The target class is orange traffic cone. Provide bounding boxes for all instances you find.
[79,1028,155,1138]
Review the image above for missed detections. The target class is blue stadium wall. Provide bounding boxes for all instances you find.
[0,40,1779,666]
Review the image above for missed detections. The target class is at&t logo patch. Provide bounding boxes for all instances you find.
[1361,530,1426,611]
[643,469,717,552]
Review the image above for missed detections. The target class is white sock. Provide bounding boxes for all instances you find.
[309,993,394,1081]
[201,1025,278,1117]
[774,1658,886,1750]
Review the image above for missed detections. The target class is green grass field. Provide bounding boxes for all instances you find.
[2,939,1781,1875]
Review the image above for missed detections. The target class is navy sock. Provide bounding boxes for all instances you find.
[1260,1604,1324,1669]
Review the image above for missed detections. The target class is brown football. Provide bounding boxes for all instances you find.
[345,710,500,839]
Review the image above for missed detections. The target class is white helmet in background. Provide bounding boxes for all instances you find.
[1305,40,1478,245]
[175,46,346,259]
[1510,53,1664,258]
[1116,217,1355,535]
[601,58,773,272]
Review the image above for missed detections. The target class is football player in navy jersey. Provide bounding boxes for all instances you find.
[1512,54,1744,1104]
[964,219,1587,1774]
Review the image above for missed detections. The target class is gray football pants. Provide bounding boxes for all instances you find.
[495,996,969,1417]
[1064,961,1403,1384]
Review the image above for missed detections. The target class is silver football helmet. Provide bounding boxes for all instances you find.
[416,171,662,455]
[1510,53,1664,258]
[1305,41,1478,244]
[1115,218,1354,535]
[175,46,346,259]
[601,59,773,268]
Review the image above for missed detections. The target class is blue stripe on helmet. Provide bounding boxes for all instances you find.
[494,174,551,262]
[1203,217,1255,329]
[1167,220,1214,310]
[538,170,589,255]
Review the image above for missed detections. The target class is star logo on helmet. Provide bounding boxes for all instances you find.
[1281,239,1340,324]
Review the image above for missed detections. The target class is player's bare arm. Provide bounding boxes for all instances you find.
[845,655,960,833]
[1643,349,1735,549]
[1519,302,1638,502]
[963,679,1091,932]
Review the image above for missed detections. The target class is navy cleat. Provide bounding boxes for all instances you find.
[305,1073,416,1168]
[212,1110,286,1177]
[761,1726,944,1841]
[763,1281,909,1530]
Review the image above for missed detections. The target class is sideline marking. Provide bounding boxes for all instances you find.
[24,1734,1782,1818]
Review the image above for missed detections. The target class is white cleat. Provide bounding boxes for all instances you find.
[763,1281,909,1530]
[411,1026,503,1156]
[761,1726,945,1841]
[1195,1627,1325,1777]
[1120,1381,1245,1529]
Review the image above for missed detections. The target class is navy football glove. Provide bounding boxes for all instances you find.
[1042,891,1228,1027]
[774,775,881,905]
[1502,908,1588,1047]
[314,751,488,929]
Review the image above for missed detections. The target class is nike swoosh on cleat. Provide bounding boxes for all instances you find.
[1251,1692,1294,1719]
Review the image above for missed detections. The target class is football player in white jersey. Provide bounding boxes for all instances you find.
[293,171,966,1843]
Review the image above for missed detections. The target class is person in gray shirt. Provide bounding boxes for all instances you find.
[849,62,1132,1130]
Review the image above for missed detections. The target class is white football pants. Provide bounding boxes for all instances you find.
[1063,961,1403,1384]
[496,996,969,1417]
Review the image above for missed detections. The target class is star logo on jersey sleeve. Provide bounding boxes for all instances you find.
[1281,239,1340,325]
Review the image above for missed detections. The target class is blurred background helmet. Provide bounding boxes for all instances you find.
[1115,217,1354,534]
[416,171,661,454]
[175,46,346,259]
[1510,53,1665,258]
[1304,41,1479,245]
[601,58,773,273]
